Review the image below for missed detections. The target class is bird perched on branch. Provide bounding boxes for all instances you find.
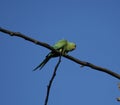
[33,39,76,71]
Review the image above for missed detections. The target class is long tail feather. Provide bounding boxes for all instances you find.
[33,54,52,71]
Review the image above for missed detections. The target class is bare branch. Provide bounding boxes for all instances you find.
[0,27,56,51]
[0,27,120,79]
[44,55,62,105]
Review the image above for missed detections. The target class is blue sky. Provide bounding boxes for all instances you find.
[1,0,120,105]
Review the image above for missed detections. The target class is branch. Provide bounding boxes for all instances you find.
[44,56,61,105]
[0,27,120,79]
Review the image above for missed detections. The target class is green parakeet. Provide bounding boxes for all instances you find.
[33,39,76,71]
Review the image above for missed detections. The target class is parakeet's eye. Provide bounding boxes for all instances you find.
[70,45,76,51]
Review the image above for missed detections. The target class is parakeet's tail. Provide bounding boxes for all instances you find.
[33,54,52,71]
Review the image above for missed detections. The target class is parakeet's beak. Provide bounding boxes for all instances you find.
[74,44,76,49]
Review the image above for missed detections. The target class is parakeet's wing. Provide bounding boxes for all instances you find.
[33,53,52,71]
[53,40,67,50]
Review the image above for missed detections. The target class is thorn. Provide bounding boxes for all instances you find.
[118,83,120,89]
[80,65,84,68]
[117,97,120,101]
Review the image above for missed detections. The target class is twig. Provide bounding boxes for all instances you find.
[0,27,120,79]
[117,83,120,102]
[44,55,62,105]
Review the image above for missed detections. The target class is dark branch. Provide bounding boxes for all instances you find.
[64,55,120,79]
[0,27,56,51]
[44,55,61,105]
[0,27,120,79]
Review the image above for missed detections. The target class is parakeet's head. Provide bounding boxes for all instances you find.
[66,42,76,52]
